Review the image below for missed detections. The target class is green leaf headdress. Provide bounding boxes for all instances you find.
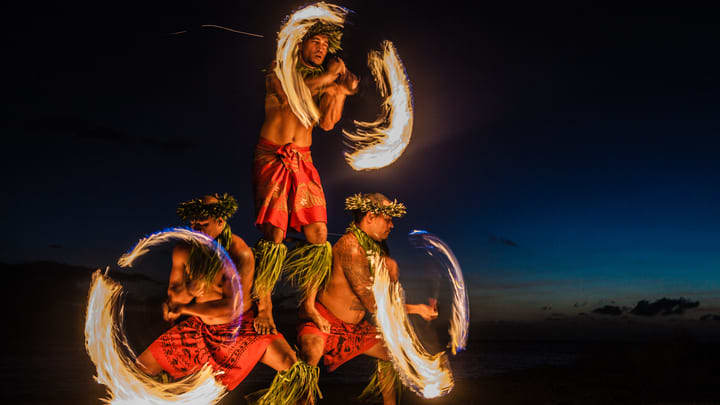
[176,193,239,222]
[344,193,407,218]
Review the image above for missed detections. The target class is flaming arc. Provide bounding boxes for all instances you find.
[409,230,469,355]
[275,2,348,128]
[369,231,469,398]
[85,228,239,404]
[275,3,414,170]
[344,41,414,171]
[369,254,454,398]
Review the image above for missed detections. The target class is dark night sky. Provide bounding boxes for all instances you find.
[3,1,720,321]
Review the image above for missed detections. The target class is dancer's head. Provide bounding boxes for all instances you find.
[300,22,342,67]
[301,33,329,67]
[345,193,407,242]
[177,193,237,287]
[176,193,238,239]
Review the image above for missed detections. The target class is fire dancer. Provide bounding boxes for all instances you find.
[297,193,438,404]
[253,21,359,335]
[135,194,318,400]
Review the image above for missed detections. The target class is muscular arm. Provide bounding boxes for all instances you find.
[265,69,289,108]
[304,71,342,95]
[167,245,194,305]
[176,267,242,324]
[318,70,358,130]
[264,58,356,132]
[265,61,341,107]
[221,237,277,335]
[338,237,377,314]
[233,240,255,306]
[317,85,348,131]
[305,56,346,95]
[385,257,438,321]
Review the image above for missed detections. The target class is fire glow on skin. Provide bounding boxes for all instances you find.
[86,228,237,404]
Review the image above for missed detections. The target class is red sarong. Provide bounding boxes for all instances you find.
[297,301,381,372]
[149,309,283,390]
[253,138,327,235]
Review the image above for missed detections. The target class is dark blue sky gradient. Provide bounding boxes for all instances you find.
[3,1,719,320]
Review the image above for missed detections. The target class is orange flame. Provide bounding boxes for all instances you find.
[85,228,240,404]
[275,2,348,128]
[344,41,414,171]
[409,230,469,355]
[369,255,454,398]
[85,271,226,404]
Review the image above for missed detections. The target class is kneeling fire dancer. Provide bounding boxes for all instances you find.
[135,193,319,402]
[297,193,438,404]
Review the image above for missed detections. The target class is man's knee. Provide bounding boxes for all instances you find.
[303,222,327,245]
[277,349,297,371]
[364,342,391,362]
[262,224,284,244]
[264,339,298,371]
[136,350,162,376]
[299,334,325,365]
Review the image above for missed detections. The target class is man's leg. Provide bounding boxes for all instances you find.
[363,342,391,361]
[302,222,327,245]
[363,344,398,405]
[259,337,297,371]
[300,288,331,333]
[252,336,321,405]
[296,332,326,405]
[136,348,163,376]
[283,221,332,332]
[251,146,290,317]
[253,223,287,334]
[133,319,204,382]
[261,223,284,244]
[298,333,326,366]
[296,222,331,332]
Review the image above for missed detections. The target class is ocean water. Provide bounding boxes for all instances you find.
[451,340,584,378]
[241,339,585,385]
[8,263,720,403]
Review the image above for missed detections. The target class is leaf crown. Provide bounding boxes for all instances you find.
[176,193,238,222]
[344,193,407,218]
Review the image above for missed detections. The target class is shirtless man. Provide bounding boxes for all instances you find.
[297,193,438,404]
[252,21,359,335]
[135,194,305,393]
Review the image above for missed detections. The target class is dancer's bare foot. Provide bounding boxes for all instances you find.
[254,312,278,335]
[303,307,330,333]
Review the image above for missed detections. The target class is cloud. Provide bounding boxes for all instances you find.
[630,297,700,317]
[592,305,623,316]
[24,115,197,152]
[488,235,518,247]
